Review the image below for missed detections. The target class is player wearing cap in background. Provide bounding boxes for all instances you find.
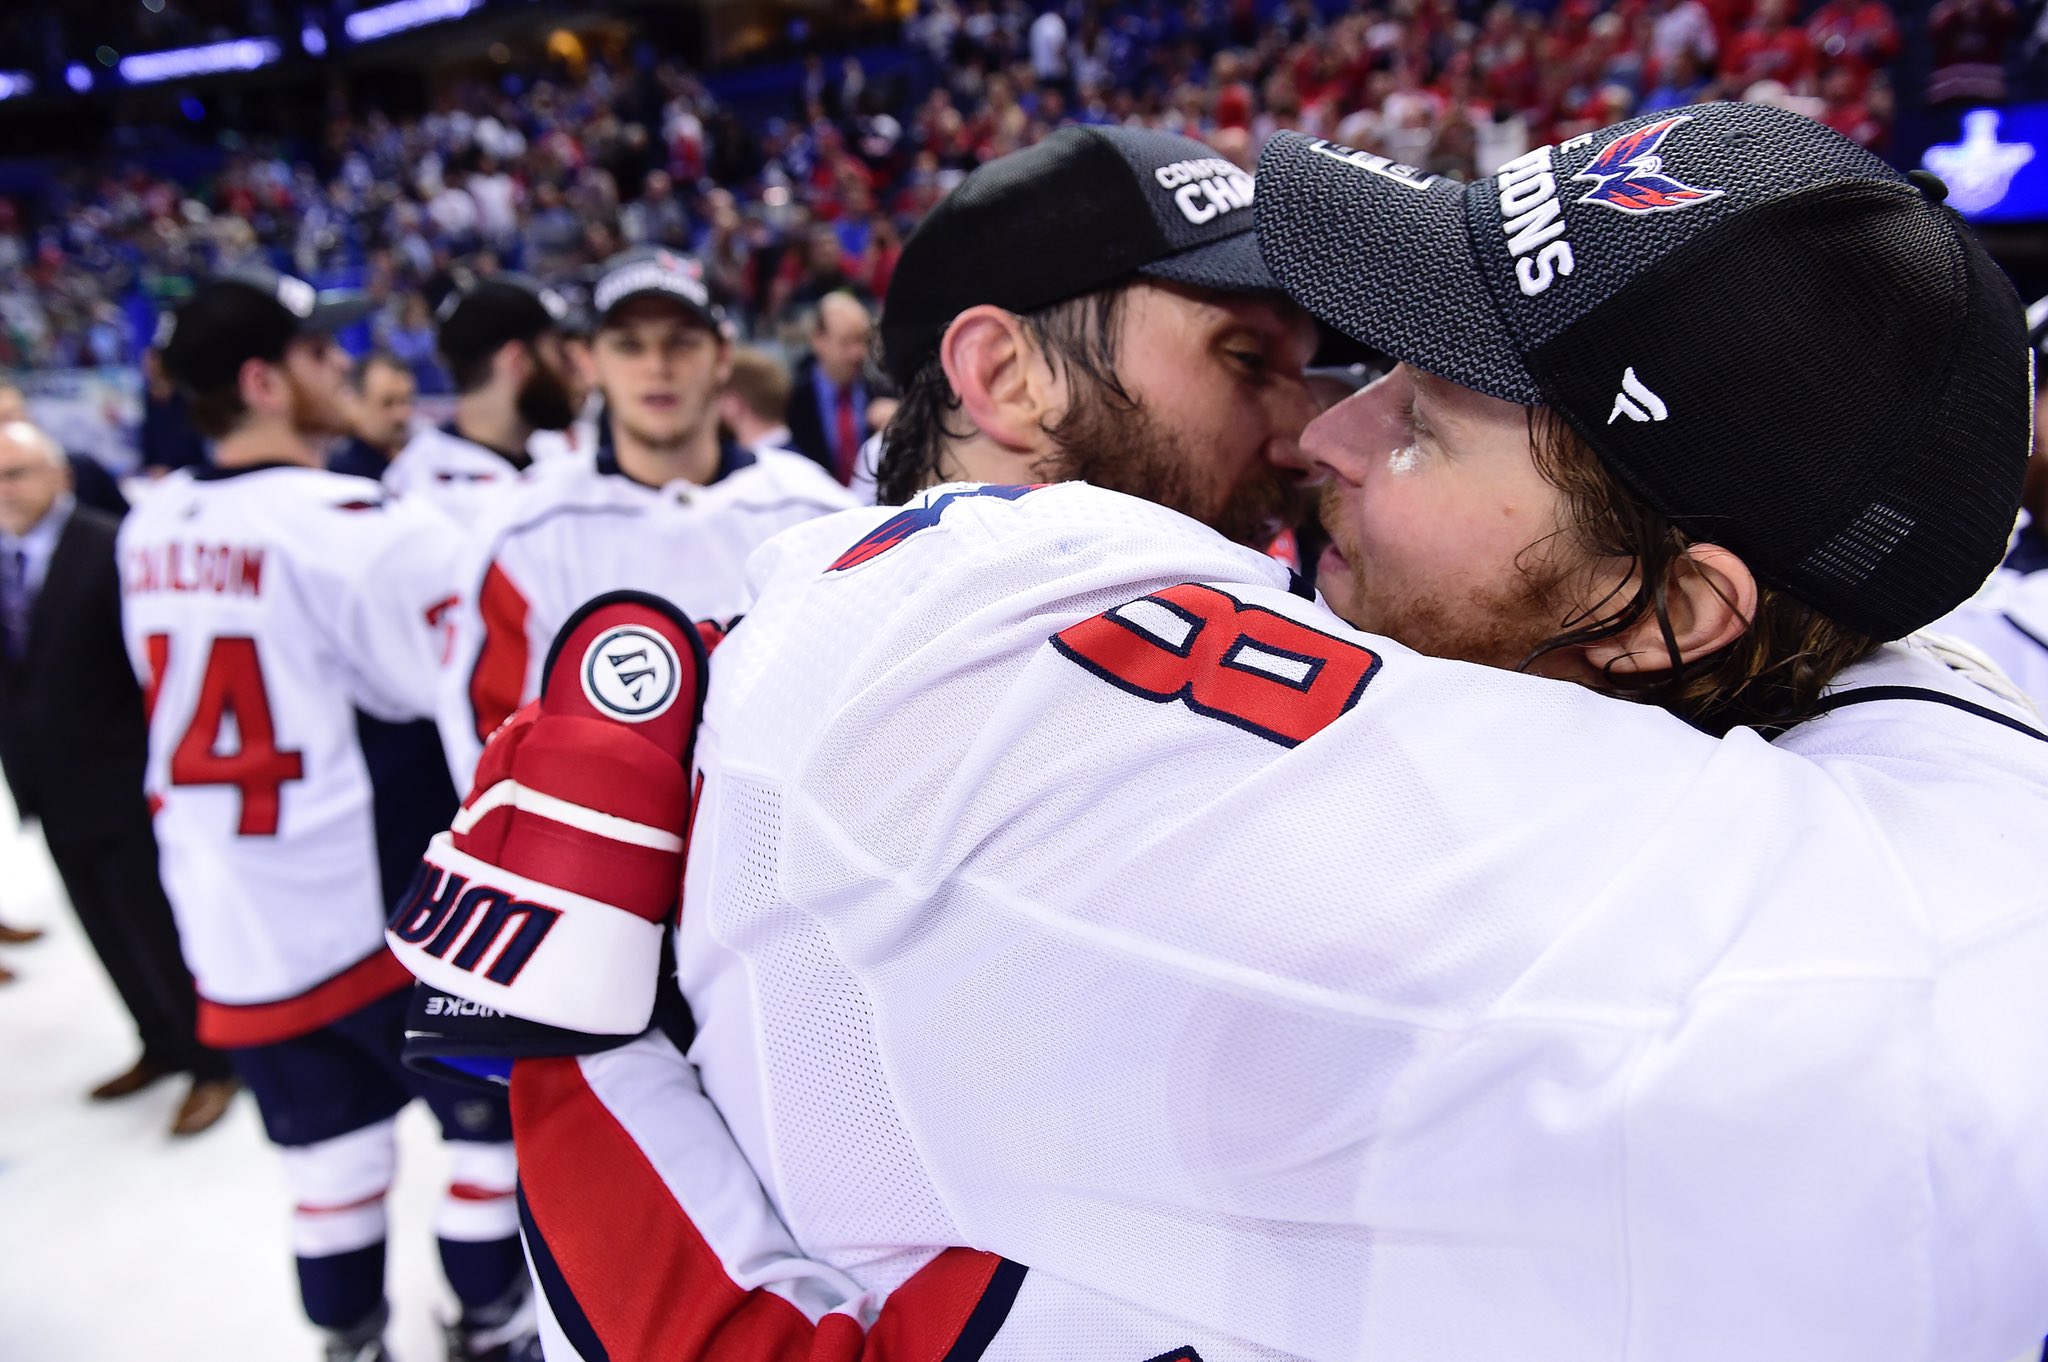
[1932,293,2048,709]
[124,269,539,1362]
[401,105,2047,1361]
[429,246,855,786]
[385,276,579,526]
[524,290,604,466]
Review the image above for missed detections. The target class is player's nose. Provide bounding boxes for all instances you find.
[1300,374,1401,487]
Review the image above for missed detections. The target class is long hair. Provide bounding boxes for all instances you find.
[1520,407,1881,736]
[874,285,1133,506]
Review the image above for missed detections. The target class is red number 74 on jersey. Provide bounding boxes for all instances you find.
[1051,583,1380,747]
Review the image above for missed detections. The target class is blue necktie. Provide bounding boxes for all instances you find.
[1,548,29,662]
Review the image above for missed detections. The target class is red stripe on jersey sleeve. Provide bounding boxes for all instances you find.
[470,563,532,744]
[511,1055,862,1360]
[197,948,412,1048]
[512,1058,1016,1361]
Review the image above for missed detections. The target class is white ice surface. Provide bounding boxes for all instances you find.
[0,789,458,1362]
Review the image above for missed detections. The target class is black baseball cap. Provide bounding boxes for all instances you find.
[437,276,571,371]
[879,125,1278,385]
[591,248,721,330]
[156,267,372,393]
[1258,102,2033,640]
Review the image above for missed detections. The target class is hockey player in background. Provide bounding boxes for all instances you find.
[384,276,578,527]
[125,270,539,1362]
[432,246,856,785]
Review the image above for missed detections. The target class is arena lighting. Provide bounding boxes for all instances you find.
[0,72,33,101]
[302,24,328,56]
[343,0,481,44]
[65,63,92,93]
[118,38,281,85]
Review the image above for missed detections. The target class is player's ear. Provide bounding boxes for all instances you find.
[940,306,1055,454]
[1583,543,1757,677]
[498,338,531,386]
[712,335,734,388]
[237,355,282,415]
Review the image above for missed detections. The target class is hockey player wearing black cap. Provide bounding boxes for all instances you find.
[872,123,1320,548]
[125,269,541,1362]
[385,276,579,526]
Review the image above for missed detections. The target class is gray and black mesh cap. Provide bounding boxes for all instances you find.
[1258,101,2033,640]
[157,267,372,393]
[880,124,1277,385]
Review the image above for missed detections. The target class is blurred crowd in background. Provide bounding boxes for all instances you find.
[0,0,2042,380]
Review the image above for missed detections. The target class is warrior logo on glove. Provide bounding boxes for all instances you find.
[581,624,682,722]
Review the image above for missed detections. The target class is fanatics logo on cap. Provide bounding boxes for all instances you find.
[581,625,681,722]
[1607,367,1669,424]
[1573,115,1723,214]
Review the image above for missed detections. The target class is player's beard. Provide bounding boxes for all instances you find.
[285,367,353,440]
[1316,482,1579,671]
[1042,390,1310,550]
[516,361,578,433]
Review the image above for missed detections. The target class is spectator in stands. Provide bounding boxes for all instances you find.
[786,290,878,485]
[377,293,448,396]
[0,418,236,1134]
[329,354,419,481]
[1926,0,2018,105]
[718,346,796,458]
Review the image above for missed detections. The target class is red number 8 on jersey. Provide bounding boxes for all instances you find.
[1052,583,1380,747]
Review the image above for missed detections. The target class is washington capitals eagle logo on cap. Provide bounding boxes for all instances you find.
[1573,115,1723,214]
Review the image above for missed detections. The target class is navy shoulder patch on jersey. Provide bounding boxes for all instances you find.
[828,484,1044,572]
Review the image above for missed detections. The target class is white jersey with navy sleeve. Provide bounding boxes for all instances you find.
[433,440,854,785]
[118,464,461,1048]
[384,423,529,527]
[639,481,2048,1362]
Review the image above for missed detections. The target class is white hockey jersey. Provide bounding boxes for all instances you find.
[661,481,2048,1362]
[384,423,531,527]
[1933,567,2048,713]
[119,464,461,1048]
[434,437,855,785]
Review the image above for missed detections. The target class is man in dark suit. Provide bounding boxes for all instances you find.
[785,290,882,485]
[0,418,236,1135]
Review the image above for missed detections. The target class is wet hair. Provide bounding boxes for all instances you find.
[1520,407,1881,736]
[874,284,1134,506]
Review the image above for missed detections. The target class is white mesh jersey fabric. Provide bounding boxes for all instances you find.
[676,481,2048,1362]
[117,466,459,1006]
[435,448,856,783]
